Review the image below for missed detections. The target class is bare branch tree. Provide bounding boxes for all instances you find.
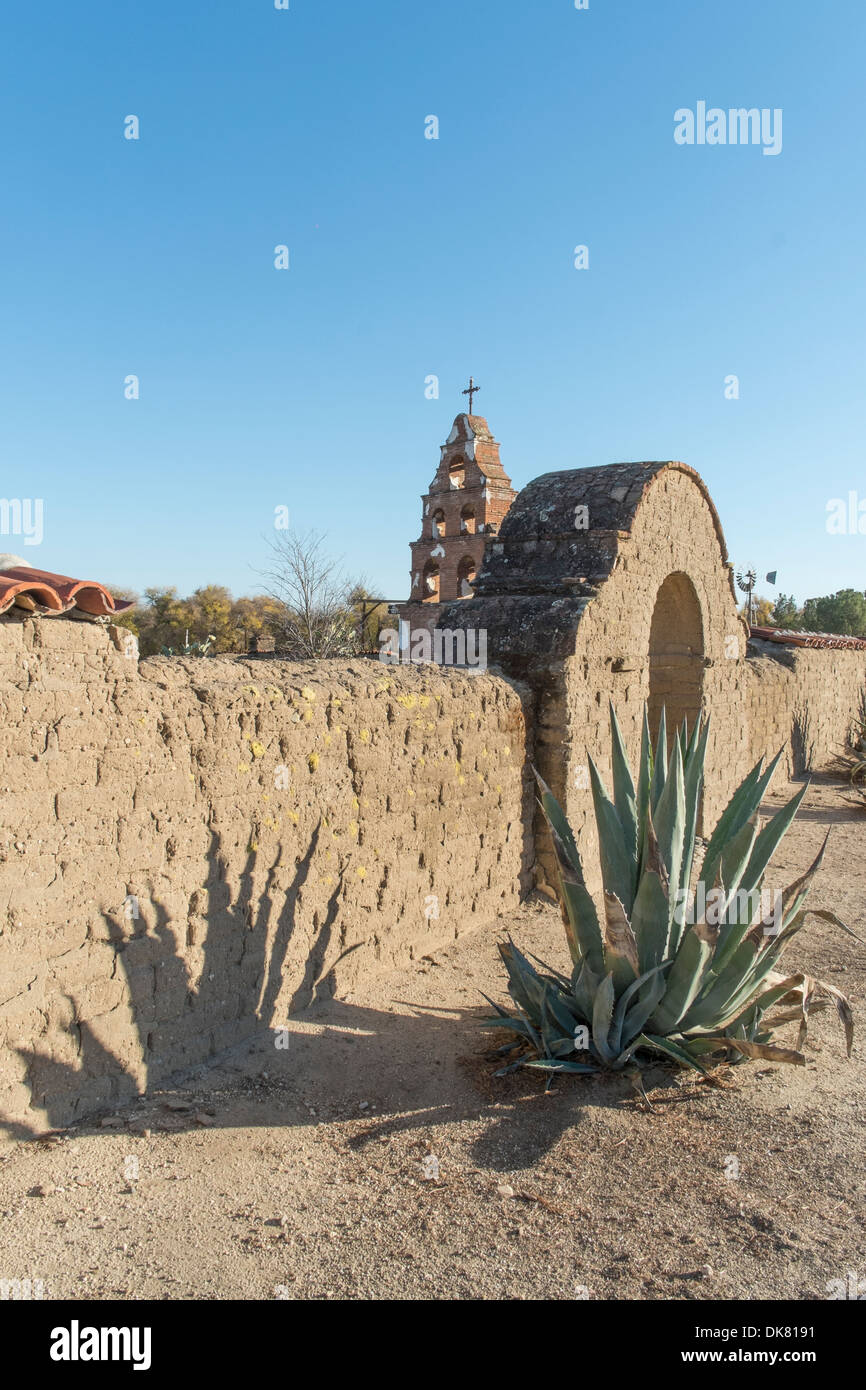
[259,529,366,658]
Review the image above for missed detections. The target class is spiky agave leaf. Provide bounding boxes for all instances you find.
[591,972,617,1064]
[648,918,719,1035]
[533,768,605,974]
[635,704,653,867]
[630,805,671,972]
[588,757,638,915]
[698,749,784,892]
[678,715,710,909]
[608,701,639,866]
[651,735,686,941]
[609,962,668,1054]
[649,708,668,812]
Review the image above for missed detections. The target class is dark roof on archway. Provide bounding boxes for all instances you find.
[474,460,729,599]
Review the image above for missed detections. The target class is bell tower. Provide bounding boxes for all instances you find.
[406,407,516,610]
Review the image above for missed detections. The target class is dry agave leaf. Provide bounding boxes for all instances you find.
[764,969,854,1058]
[815,977,855,1058]
[720,1038,806,1066]
[804,907,864,942]
[603,891,639,975]
[765,1001,829,1026]
[697,1065,738,1089]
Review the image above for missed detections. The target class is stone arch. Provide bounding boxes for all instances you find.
[439,458,750,886]
[459,503,476,535]
[431,508,445,538]
[647,571,705,746]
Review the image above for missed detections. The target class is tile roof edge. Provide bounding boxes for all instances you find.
[0,566,134,617]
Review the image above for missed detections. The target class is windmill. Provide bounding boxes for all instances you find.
[736,568,758,626]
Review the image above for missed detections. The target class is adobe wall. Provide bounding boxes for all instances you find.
[0,615,533,1136]
[745,642,866,774]
[2,461,863,1137]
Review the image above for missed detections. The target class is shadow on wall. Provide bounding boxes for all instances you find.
[3,821,347,1141]
[792,709,816,776]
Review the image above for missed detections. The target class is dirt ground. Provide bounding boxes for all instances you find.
[1,776,863,1302]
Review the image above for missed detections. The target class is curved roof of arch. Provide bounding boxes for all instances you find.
[474,460,729,599]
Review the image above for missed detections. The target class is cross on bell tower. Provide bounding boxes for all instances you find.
[462,376,480,415]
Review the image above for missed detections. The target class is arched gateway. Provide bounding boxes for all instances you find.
[648,571,705,746]
[440,459,750,888]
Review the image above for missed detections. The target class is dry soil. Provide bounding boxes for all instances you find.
[1,776,863,1302]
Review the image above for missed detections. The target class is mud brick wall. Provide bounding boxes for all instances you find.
[745,643,866,775]
[2,464,864,1137]
[0,615,533,1136]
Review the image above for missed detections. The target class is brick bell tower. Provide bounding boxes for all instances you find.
[398,387,517,631]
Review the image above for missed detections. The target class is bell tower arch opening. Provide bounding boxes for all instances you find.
[648,571,705,747]
[457,554,477,596]
[422,559,440,602]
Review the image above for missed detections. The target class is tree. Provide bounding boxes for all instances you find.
[231,594,286,651]
[110,586,287,656]
[129,586,189,655]
[771,593,802,629]
[184,585,235,650]
[346,584,394,653]
[801,589,866,638]
[260,528,370,658]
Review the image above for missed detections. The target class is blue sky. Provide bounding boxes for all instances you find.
[0,0,863,607]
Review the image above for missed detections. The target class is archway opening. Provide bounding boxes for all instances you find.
[457,554,476,596]
[422,559,440,602]
[431,508,445,538]
[648,572,705,749]
[448,461,465,490]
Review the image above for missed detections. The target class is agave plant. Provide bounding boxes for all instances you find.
[837,715,866,787]
[483,703,855,1085]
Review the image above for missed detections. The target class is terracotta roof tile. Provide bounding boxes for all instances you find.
[0,566,133,617]
[750,625,866,650]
